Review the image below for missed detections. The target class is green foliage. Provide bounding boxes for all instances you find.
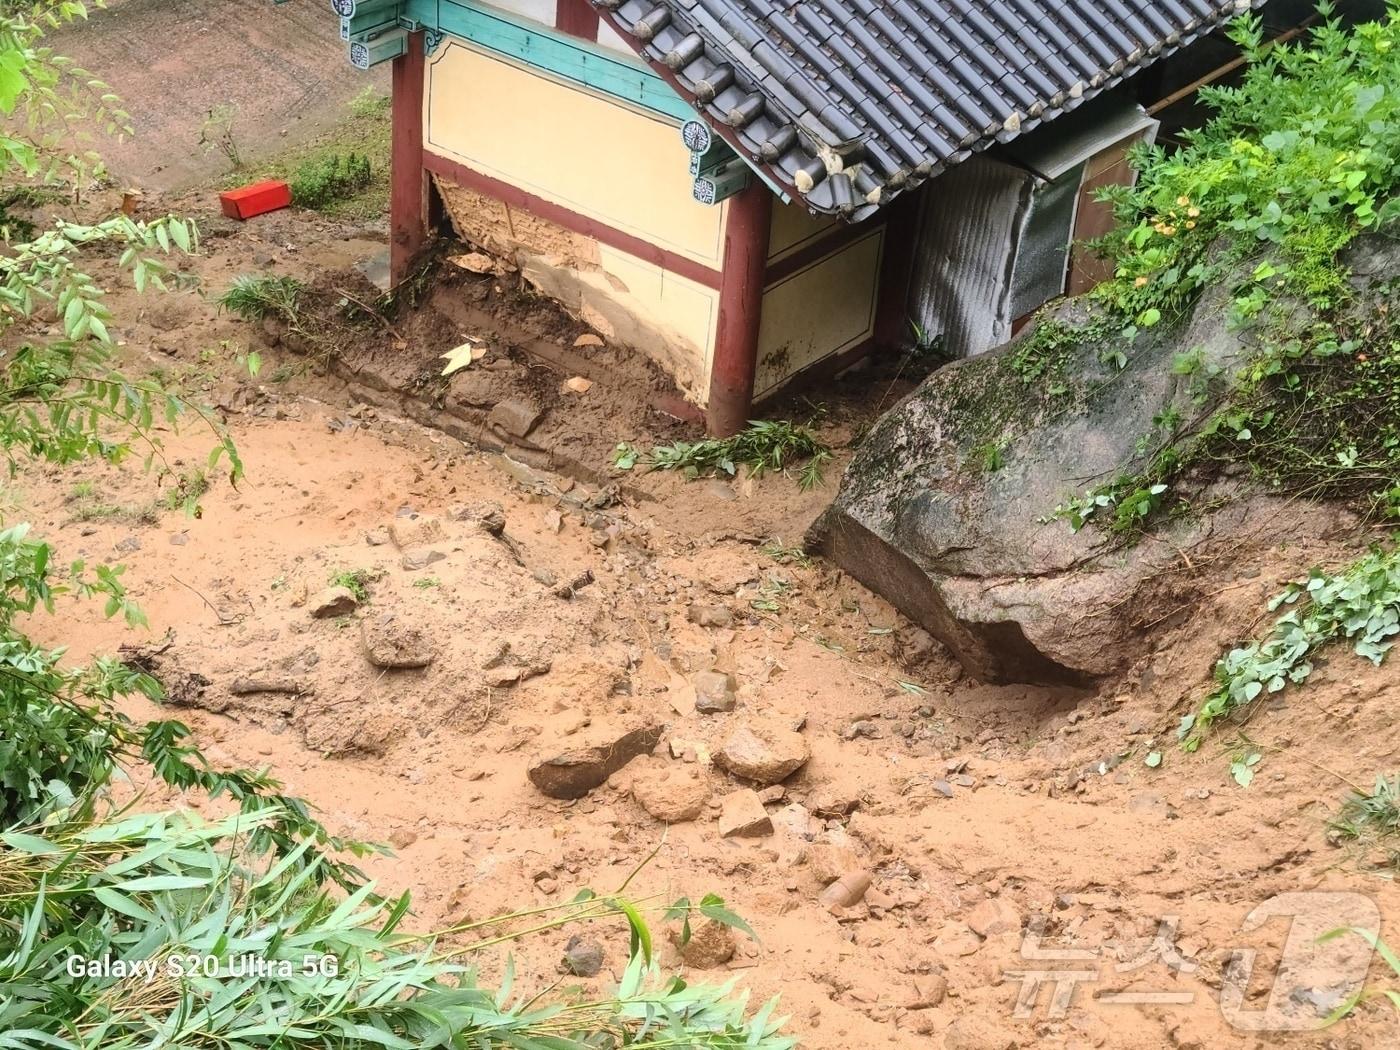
[1048,5,1400,536]
[329,567,376,603]
[1182,544,1400,747]
[0,809,794,1049]
[1008,319,1081,392]
[291,152,372,210]
[1331,774,1400,865]
[762,539,811,568]
[216,273,304,324]
[618,420,833,491]
[197,103,241,170]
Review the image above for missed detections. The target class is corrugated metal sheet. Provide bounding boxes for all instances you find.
[909,155,1030,359]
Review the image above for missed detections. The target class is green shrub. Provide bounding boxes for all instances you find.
[290,152,372,210]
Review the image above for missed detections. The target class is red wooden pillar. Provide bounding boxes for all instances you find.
[707,181,772,437]
[390,30,427,286]
[555,0,600,39]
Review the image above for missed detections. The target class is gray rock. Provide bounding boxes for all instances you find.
[527,723,664,799]
[811,258,1342,684]
[360,612,435,668]
[691,670,737,714]
[309,586,358,619]
[400,548,446,571]
[562,935,604,977]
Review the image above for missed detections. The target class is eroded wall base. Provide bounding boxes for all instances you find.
[434,174,716,402]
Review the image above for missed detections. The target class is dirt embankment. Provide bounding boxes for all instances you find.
[7,182,1400,1050]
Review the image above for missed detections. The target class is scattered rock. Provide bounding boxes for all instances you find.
[676,918,736,969]
[527,723,665,799]
[561,935,605,977]
[757,785,786,804]
[819,870,871,909]
[388,514,443,549]
[718,788,773,838]
[632,762,710,823]
[714,721,809,786]
[809,786,861,818]
[400,548,446,571]
[966,897,1020,938]
[691,670,737,714]
[360,612,435,669]
[488,398,544,438]
[687,604,734,628]
[364,527,391,546]
[905,973,948,1010]
[228,675,314,696]
[115,535,141,554]
[565,376,593,393]
[388,826,418,850]
[573,333,604,347]
[309,585,358,619]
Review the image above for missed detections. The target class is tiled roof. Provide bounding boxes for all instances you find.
[591,0,1258,218]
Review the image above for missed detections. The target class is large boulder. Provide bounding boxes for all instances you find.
[811,265,1343,684]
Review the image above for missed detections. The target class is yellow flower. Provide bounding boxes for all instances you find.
[1134,276,1149,288]
[1187,207,1200,218]
[1177,195,1190,207]
[1185,220,1197,230]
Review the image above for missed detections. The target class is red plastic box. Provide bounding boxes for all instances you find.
[219,179,292,221]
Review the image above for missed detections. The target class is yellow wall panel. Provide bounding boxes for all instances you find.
[426,42,726,267]
[767,196,840,263]
[755,230,883,396]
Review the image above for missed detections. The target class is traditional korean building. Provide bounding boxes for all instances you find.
[328,0,1319,434]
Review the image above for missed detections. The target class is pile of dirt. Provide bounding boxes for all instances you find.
[13,186,1400,1050]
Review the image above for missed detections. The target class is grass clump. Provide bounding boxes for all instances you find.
[1332,774,1400,860]
[216,273,304,324]
[1182,543,1400,747]
[614,419,832,491]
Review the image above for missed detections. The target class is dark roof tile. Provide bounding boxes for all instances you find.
[593,0,1260,217]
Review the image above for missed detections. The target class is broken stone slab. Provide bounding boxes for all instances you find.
[309,585,358,619]
[360,612,435,669]
[527,723,664,800]
[717,788,772,838]
[713,721,809,786]
[691,669,737,714]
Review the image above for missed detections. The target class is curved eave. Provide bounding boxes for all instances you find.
[588,0,1262,221]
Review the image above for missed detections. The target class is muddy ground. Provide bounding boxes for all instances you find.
[13,22,1400,1044]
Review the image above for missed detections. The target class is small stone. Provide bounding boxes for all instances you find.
[808,786,860,818]
[169,532,189,546]
[565,376,593,393]
[309,586,358,619]
[573,333,604,347]
[677,919,736,969]
[360,612,435,668]
[527,724,665,800]
[562,935,604,977]
[714,722,810,786]
[632,761,710,823]
[692,669,737,714]
[364,527,392,546]
[757,785,786,804]
[687,605,734,628]
[488,398,544,438]
[718,789,773,838]
[115,536,141,554]
[400,548,446,571]
[904,973,948,1010]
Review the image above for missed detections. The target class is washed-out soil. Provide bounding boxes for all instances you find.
[8,182,1400,1050]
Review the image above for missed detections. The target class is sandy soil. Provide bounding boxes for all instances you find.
[5,180,1399,1050]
